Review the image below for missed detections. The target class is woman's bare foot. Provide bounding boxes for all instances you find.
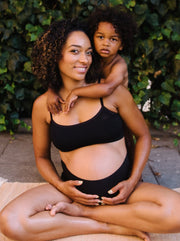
[47,201,84,217]
[109,224,150,241]
[47,202,150,240]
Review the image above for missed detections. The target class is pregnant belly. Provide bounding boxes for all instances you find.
[60,140,127,180]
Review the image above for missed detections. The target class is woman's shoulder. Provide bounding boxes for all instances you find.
[115,84,133,100]
[33,92,48,109]
[106,84,134,109]
[32,92,49,119]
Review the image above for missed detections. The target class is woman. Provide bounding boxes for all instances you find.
[0,19,180,241]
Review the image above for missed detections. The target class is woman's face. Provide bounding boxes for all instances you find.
[58,31,93,83]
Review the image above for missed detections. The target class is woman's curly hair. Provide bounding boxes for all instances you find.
[88,6,137,55]
[32,19,98,91]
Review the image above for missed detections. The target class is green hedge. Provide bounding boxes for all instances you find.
[0,0,179,132]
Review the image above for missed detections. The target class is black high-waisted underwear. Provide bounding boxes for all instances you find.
[61,155,131,198]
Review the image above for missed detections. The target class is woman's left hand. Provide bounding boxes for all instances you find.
[101,179,135,205]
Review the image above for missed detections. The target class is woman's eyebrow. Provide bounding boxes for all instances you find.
[68,45,92,50]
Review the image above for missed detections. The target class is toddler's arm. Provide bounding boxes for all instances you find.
[47,88,64,114]
[64,58,128,112]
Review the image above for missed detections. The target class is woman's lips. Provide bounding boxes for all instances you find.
[75,66,88,73]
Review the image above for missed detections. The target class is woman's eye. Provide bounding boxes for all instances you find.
[86,51,93,56]
[70,49,79,54]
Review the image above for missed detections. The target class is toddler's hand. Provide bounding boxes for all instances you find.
[64,92,78,113]
[47,89,65,114]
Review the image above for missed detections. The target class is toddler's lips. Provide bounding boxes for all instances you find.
[100,49,110,54]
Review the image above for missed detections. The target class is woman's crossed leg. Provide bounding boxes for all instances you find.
[0,183,150,241]
[48,182,180,234]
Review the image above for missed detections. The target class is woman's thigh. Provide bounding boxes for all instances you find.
[127,182,180,205]
[4,183,71,217]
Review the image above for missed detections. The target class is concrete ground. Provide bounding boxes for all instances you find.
[0,120,180,189]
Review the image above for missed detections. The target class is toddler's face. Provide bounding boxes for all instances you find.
[93,22,123,59]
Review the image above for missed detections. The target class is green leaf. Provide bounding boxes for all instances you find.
[25,23,37,32]
[147,13,159,27]
[172,112,180,121]
[0,1,8,11]
[2,29,12,41]
[0,51,10,68]
[175,80,180,87]
[158,4,168,16]
[15,88,25,100]
[77,0,87,4]
[42,18,51,26]
[30,33,38,41]
[171,100,180,111]
[150,0,160,5]
[4,83,15,94]
[161,81,176,94]
[172,33,180,41]
[110,0,124,5]
[161,28,171,38]
[0,125,6,132]
[24,61,32,73]
[175,54,180,60]
[8,35,24,49]
[10,112,19,119]
[167,0,176,10]
[143,39,154,55]
[0,115,6,125]
[173,138,179,147]
[164,20,174,31]
[7,52,20,72]
[134,4,148,15]
[158,92,171,106]
[0,68,7,74]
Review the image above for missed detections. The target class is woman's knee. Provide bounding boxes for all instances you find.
[0,207,28,240]
[161,197,180,232]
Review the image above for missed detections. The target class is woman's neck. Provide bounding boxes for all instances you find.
[59,79,86,99]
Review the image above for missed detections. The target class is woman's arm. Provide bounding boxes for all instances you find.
[118,87,151,183]
[102,86,151,204]
[118,89,151,185]
[32,94,100,205]
[32,94,62,187]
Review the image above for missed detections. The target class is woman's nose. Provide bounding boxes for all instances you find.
[79,53,88,63]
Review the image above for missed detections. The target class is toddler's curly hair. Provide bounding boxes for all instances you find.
[88,6,137,54]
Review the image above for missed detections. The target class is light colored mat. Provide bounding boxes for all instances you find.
[0,177,8,187]
[0,182,180,241]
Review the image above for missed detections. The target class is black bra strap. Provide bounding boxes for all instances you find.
[50,112,53,120]
[100,98,104,106]
[98,78,104,107]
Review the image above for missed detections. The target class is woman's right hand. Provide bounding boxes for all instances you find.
[58,180,100,206]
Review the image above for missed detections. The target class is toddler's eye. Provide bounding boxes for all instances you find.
[97,35,104,39]
[111,38,118,42]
